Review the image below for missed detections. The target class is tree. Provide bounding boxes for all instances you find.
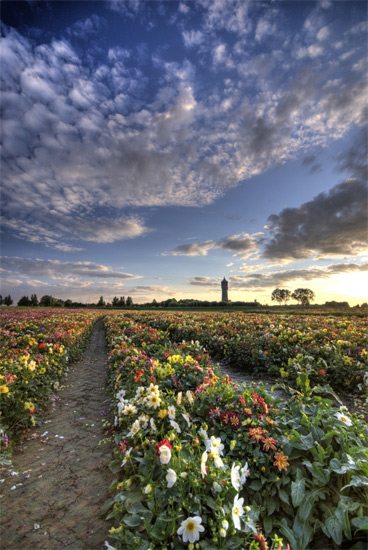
[30,294,38,306]
[126,296,133,307]
[118,296,126,307]
[17,296,31,306]
[4,295,13,306]
[0,295,3,305]
[112,297,119,307]
[97,296,105,307]
[271,288,291,305]
[291,288,315,306]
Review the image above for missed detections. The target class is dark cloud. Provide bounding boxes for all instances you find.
[166,233,258,257]
[263,178,368,260]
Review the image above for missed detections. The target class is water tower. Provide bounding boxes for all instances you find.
[221,277,228,302]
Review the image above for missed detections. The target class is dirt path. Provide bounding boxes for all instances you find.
[0,319,115,550]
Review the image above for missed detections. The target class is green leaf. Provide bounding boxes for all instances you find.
[249,480,263,491]
[123,513,142,527]
[352,516,368,530]
[100,497,114,516]
[289,433,314,450]
[342,475,368,491]
[267,498,277,516]
[291,478,306,508]
[324,515,342,545]
[335,506,351,540]
[263,516,273,534]
[279,488,290,504]
[278,518,299,549]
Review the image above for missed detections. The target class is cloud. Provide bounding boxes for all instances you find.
[188,263,368,290]
[0,257,143,281]
[166,233,259,258]
[262,178,368,261]
[165,241,215,256]
[1,2,367,251]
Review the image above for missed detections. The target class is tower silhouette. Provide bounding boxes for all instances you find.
[221,277,228,302]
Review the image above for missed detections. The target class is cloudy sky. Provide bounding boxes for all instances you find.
[1,0,367,305]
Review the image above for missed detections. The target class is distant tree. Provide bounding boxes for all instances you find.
[126,296,133,307]
[97,296,106,307]
[118,296,126,307]
[112,297,119,307]
[271,288,291,305]
[292,288,315,306]
[4,295,13,306]
[30,294,38,306]
[0,295,3,305]
[64,299,73,308]
[40,295,53,307]
[18,296,31,306]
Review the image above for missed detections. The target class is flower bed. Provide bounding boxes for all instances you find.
[104,313,368,550]
[0,309,103,451]
[120,311,368,398]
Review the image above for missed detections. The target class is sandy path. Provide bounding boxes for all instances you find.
[0,319,115,550]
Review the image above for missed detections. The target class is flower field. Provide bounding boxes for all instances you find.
[0,309,102,449]
[104,312,368,550]
[122,311,368,397]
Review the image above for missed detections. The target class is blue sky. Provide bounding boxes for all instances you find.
[1,0,367,305]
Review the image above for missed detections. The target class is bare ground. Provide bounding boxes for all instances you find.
[0,319,115,550]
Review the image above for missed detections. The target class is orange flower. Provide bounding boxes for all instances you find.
[273,451,289,472]
[248,427,266,442]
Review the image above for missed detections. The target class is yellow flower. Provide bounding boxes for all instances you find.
[0,385,9,394]
[158,409,168,419]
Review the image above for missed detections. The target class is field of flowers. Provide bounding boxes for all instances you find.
[0,309,102,450]
[104,313,368,550]
[122,311,368,398]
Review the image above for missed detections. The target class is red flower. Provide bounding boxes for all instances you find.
[228,412,242,429]
[155,439,171,457]
[254,533,268,550]
[248,427,266,442]
[318,369,326,376]
[118,438,130,455]
[262,436,278,452]
[273,451,289,472]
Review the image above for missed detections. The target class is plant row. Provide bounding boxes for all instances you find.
[0,309,103,450]
[119,311,368,398]
[104,313,368,550]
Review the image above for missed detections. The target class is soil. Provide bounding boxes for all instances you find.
[0,319,116,550]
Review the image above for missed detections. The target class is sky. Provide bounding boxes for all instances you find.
[0,0,367,306]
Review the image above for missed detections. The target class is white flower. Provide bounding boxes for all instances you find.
[186,390,194,405]
[182,412,191,427]
[198,427,208,440]
[170,419,181,433]
[168,405,176,419]
[138,414,150,428]
[240,462,250,484]
[150,417,157,431]
[121,448,132,467]
[127,419,140,438]
[143,484,152,494]
[335,411,353,426]
[177,392,183,405]
[116,389,126,400]
[148,383,160,395]
[145,394,162,409]
[135,386,145,398]
[166,468,177,488]
[159,445,171,464]
[122,404,137,415]
[210,450,224,469]
[221,519,229,531]
[104,541,116,550]
[205,436,224,456]
[231,463,241,491]
[177,516,205,543]
[232,494,244,530]
[201,451,208,477]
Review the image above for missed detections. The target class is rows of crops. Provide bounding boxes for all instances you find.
[0,309,102,447]
[104,312,368,550]
[120,311,368,397]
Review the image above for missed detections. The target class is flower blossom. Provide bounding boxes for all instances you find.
[177,516,205,543]
[166,468,177,488]
[232,494,244,530]
[335,411,353,427]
